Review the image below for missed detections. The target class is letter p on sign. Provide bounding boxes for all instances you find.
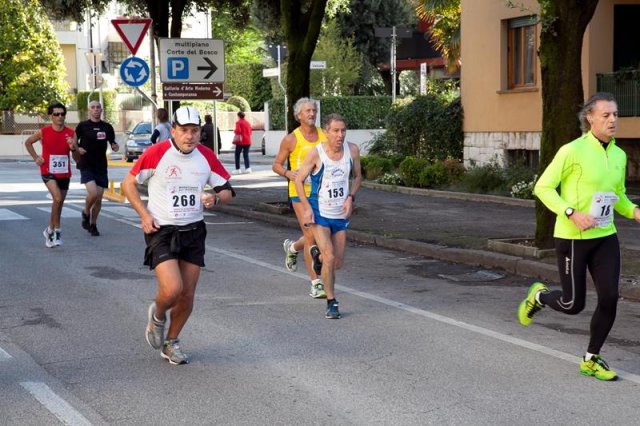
[168,58,189,79]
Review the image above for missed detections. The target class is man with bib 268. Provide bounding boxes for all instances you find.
[517,92,640,381]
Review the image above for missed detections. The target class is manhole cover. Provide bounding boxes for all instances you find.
[438,270,505,282]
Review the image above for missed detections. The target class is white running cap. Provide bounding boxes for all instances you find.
[173,106,201,126]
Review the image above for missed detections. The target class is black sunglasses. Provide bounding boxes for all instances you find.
[51,112,66,117]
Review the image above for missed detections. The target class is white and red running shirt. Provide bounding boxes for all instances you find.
[129,141,231,226]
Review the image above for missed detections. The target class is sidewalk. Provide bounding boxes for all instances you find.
[216,154,640,301]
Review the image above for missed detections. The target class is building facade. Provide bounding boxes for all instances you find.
[461,0,640,180]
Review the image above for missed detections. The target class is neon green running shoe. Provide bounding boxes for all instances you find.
[517,282,548,327]
[580,355,618,381]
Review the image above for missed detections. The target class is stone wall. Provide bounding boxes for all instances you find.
[464,131,541,166]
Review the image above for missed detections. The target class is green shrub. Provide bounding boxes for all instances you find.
[386,95,463,161]
[457,161,507,194]
[266,96,391,130]
[361,155,393,180]
[75,90,118,125]
[226,95,251,112]
[442,158,465,183]
[226,63,273,111]
[419,161,450,188]
[399,156,430,188]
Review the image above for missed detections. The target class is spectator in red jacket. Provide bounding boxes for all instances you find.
[232,111,252,174]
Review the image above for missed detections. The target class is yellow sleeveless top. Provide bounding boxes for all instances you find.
[288,127,326,198]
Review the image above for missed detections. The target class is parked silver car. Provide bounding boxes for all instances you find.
[125,122,152,162]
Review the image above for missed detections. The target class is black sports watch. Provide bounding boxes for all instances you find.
[565,207,575,218]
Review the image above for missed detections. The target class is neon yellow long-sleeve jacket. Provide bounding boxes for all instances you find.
[534,131,637,240]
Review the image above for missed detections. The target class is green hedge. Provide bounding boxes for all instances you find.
[267,96,392,130]
[76,90,118,125]
[386,95,463,161]
[226,63,273,111]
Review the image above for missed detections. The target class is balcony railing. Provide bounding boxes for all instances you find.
[597,71,640,117]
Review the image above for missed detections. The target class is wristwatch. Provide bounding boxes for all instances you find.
[565,207,575,218]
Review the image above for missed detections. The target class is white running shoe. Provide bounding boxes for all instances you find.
[43,227,55,248]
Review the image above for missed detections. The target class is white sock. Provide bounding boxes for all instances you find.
[288,245,298,254]
[54,228,61,232]
[585,352,595,361]
[312,278,322,285]
[535,291,544,305]
[47,226,53,233]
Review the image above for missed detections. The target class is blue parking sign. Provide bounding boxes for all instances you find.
[168,58,189,79]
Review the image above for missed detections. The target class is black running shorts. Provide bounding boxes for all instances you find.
[143,220,207,270]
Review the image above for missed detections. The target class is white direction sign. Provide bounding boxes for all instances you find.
[262,67,280,78]
[310,61,326,70]
[159,38,225,83]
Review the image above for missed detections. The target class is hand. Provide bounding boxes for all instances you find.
[570,210,597,231]
[111,143,119,152]
[287,169,298,180]
[343,196,354,217]
[201,192,216,209]
[34,156,44,166]
[302,207,314,227]
[78,147,87,155]
[141,214,159,234]
[66,135,75,148]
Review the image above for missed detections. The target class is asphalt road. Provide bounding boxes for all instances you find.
[1,160,640,425]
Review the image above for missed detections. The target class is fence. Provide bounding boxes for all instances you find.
[597,72,640,117]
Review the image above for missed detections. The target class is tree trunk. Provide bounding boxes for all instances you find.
[535,0,599,249]
[281,0,327,133]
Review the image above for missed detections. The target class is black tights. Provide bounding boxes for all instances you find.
[539,234,620,354]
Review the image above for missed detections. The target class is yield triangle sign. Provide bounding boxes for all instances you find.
[111,18,152,56]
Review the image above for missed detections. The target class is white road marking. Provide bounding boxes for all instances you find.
[206,244,640,384]
[0,346,12,360]
[100,206,140,218]
[20,382,92,426]
[0,208,29,220]
[37,207,80,218]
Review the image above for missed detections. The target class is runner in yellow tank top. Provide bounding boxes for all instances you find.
[272,98,327,298]
[288,127,327,198]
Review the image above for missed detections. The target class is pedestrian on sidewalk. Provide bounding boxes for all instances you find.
[518,92,640,381]
[150,108,171,144]
[200,114,221,153]
[232,111,252,174]
[122,106,234,365]
[24,102,78,248]
[75,101,119,236]
[294,113,362,319]
[272,98,327,298]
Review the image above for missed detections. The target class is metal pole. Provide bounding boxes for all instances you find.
[277,45,288,132]
[391,26,397,103]
[149,24,157,127]
[213,100,219,156]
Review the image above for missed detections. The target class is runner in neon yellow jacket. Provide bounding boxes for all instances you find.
[534,130,637,240]
[517,92,640,381]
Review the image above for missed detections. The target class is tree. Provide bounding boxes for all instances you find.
[254,1,329,131]
[335,0,415,94]
[41,0,250,41]
[531,0,600,248]
[310,21,363,96]
[416,0,461,72]
[0,0,69,129]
